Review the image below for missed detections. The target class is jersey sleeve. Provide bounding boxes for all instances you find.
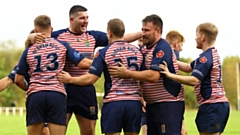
[7,66,18,81]
[90,31,109,48]
[64,42,85,66]
[191,55,212,81]
[16,49,29,75]
[190,60,196,69]
[88,49,105,77]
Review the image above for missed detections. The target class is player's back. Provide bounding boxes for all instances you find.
[103,41,143,102]
[26,38,68,96]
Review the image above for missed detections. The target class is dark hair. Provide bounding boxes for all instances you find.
[34,15,51,29]
[69,5,87,17]
[142,14,163,33]
[29,29,34,34]
[107,18,125,38]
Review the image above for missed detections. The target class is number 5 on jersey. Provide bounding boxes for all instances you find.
[114,56,139,71]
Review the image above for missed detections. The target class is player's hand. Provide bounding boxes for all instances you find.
[108,62,129,78]
[159,61,171,77]
[57,71,71,84]
[28,33,46,44]
[140,98,146,113]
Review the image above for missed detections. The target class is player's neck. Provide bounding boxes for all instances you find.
[68,27,83,35]
[109,37,124,44]
[202,42,215,52]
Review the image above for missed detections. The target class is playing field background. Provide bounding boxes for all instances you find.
[0,110,239,135]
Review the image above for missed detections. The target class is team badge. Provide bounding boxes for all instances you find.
[156,50,164,58]
[89,106,96,114]
[94,51,99,58]
[199,56,207,63]
[84,40,90,47]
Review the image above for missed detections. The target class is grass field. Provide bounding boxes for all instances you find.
[0,110,239,135]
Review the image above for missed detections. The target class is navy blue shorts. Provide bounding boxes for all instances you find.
[146,101,184,135]
[26,91,66,126]
[195,102,230,133]
[141,112,147,126]
[66,84,98,120]
[101,100,142,133]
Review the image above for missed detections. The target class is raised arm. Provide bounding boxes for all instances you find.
[124,31,142,43]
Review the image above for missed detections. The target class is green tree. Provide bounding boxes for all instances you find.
[222,56,240,109]
[0,40,25,107]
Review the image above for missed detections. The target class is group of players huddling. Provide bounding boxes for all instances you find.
[0,4,229,135]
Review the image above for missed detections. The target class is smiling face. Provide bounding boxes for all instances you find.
[70,11,88,34]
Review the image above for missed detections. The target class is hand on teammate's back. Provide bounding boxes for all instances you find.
[28,33,46,44]
[57,71,72,84]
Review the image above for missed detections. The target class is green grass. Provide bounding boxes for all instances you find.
[0,110,239,135]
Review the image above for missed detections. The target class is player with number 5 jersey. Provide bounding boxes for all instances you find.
[15,15,91,135]
[58,18,143,135]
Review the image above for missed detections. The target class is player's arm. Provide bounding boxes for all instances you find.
[25,33,46,45]
[109,62,160,82]
[124,31,142,43]
[177,61,193,73]
[15,49,29,91]
[58,71,99,85]
[160,61,199,86]
[160,56,212,86]
[65,42,92,69]
[76,58,92,69]
[15,74,28,90]
[58,49,105,85]
[0,77,13,92]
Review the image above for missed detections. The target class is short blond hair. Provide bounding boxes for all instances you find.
[165,30,185,45]
[34,15,51,29]
[196,22,218,44]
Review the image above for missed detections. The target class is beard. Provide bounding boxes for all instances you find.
[143,36,155,47]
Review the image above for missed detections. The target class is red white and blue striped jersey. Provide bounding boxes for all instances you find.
[51,29,108,77]
[89,41,143,103]
[190,47,228,105]
[140,38,184,103]
[16,38,85,96]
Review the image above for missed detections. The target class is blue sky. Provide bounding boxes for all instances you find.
[0,0,239,59]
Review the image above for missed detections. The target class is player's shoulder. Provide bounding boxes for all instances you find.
[87,30,106,38]
[51,28,68,38]
[156,38,171,48]
[154,38,172,53]
[198,48,215,65]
